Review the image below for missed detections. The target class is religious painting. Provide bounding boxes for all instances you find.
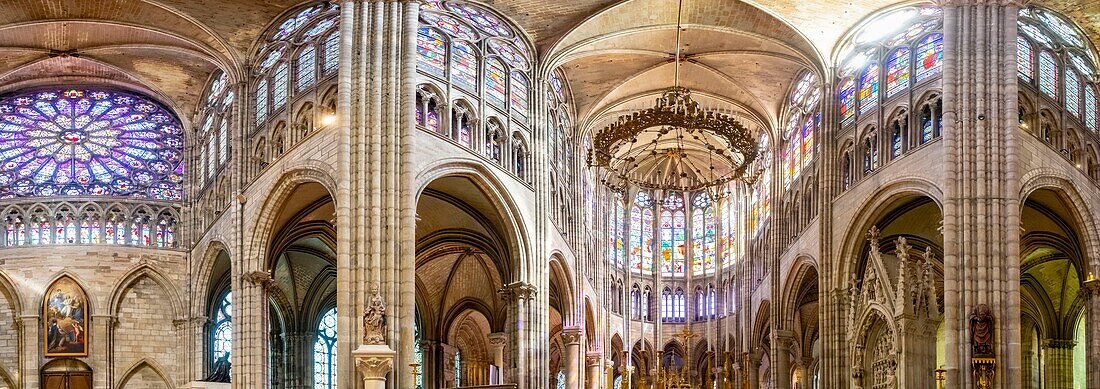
[43,276,88,357]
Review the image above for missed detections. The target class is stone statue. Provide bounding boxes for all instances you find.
[970,304,994,358]
[363,282,387,345]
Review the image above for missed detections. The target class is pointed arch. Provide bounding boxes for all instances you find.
[116,358,174,389]
[107,263,184,320]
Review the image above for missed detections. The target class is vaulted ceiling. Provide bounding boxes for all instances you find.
[0,0,1097,130]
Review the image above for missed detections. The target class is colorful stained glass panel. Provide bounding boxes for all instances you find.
[0,89,184,200]
[1018,36,1034,81]
[451,41,478,91]
[485,58,507,108]
[839,79,856,125]
[1039,51,1058,98]
[914,33,943,83]
[859,63,880,114]
[417,27,447,78]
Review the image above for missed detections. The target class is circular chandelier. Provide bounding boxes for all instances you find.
[585,0,757,194]
[587,87,757,192]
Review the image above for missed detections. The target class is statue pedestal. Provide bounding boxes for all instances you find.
[354,344,396,389]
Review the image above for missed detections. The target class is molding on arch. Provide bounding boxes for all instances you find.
[835,177,944,278]
[778,255,819,330]
[245,164,338,272]
[107,262,185,321]
[115,357,175,389]
[1019,170,1100,268]
[414,159,532,278]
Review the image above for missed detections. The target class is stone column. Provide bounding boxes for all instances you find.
[17,315,36,389]
[354,344,396,389]
[1083,278,1100,389]
[586,353,602,389]
[798,358,813,389]
[773,331,793,389]
[940,1,1022,388]
[1041,339,1075,389]
[488,331,507,383]
[746,350,761,389]
[563,327,584,389]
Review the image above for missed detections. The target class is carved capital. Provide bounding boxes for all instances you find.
[498,282,537,302]
[487,332,508,347]
[243,271,275,290]
[1082,277,1100,298]
[355,355,394,380]
[561,327,584,345]
[1044,338,1076,349]
[586,353,602,367]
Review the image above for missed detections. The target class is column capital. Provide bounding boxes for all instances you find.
[488,332,508,346]
[498,282,537,301]
[586,353,602,367]
[1082,277,1100,297]
[242,270,274,290]
[562,326,584,345]
[353,344,397,381]
[1043,338,1076,350]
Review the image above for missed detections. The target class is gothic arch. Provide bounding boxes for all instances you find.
[1020,171,1100,266]
[415,161,531,279]
[246,166,338,271]
[836,178,944,278]
[116,358,173,389]
[108,263,184,320]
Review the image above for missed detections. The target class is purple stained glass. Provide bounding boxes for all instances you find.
[272,4,335,41]
[0,89,184,200]
[487,39,528,70]
[421,12,479,41]
[445,2,514,38]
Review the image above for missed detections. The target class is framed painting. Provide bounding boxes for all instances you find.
[43,276,89,357]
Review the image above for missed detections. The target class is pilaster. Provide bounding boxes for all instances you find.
[939,1,1022,387]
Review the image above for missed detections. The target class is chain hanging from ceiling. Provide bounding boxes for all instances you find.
[586,0,758,194]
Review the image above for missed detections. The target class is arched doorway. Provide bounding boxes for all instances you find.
[41,359,92,389]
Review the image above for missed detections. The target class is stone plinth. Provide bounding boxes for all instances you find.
[353,344,396,389]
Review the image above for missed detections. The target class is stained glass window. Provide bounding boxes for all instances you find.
[421,12,479,41]
[273,63,289,109]
[452,41,478,91]
[0,89,185,200]
[219,120,229,164]
[445,2,514,38]
[414,321,424,389]
[324,33,340,74]
[556,371,566,389]
[313,307,337,389]
[485,58,507,108]
[454,351,462,387]
[661,194,685,276]
[273,4,331,41]
[691,194,716,275]
[915,34,943,83]
[785,132,799,187]
[1018,36,1034,81]
[297,45,316,91]
[641,207,654,274]
[839,78,856,125]
[859,63,880,114]
[488,40,528,70]
[1039,51,1058,98]
[211,291,232,365]
[207,73,228,106]
[1020,22,1054,48]
[891,122,903,159]
[721,194,736,269]
[921,105,934,143]
[303,18,336,40]
[258,47,284,73]
[885,48,911,98]
[417,27,447,78]
[1036,9,1084,47]
[802,116,815,167]
[629,198,643,272]
[1086,87,1097,132]
[510,72,529,117]
[1066,70,1081,117]
[611,200,624,267]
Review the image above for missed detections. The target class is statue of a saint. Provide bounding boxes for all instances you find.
[363,282,387,345]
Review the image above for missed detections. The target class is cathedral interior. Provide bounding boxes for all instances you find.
[0,0,1099,388]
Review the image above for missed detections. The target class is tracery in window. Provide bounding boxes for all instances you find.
[297,45,317,91]
[914,33,943,83]
[313,307,337,389]
[691,193,716,275]
[859,63,880,115]
[1018,36,1034,81]
[660,193,686,277]
[610,197,625,267]
[273,63,289,109]
[211,291,232,366]
[839,78,856,125]
[1067,70,1082,117]
[885,48,910,98]
[0,89,184,200]
[1039,51,1058,98]
[485,58,507,108]
[629,192,654,273]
